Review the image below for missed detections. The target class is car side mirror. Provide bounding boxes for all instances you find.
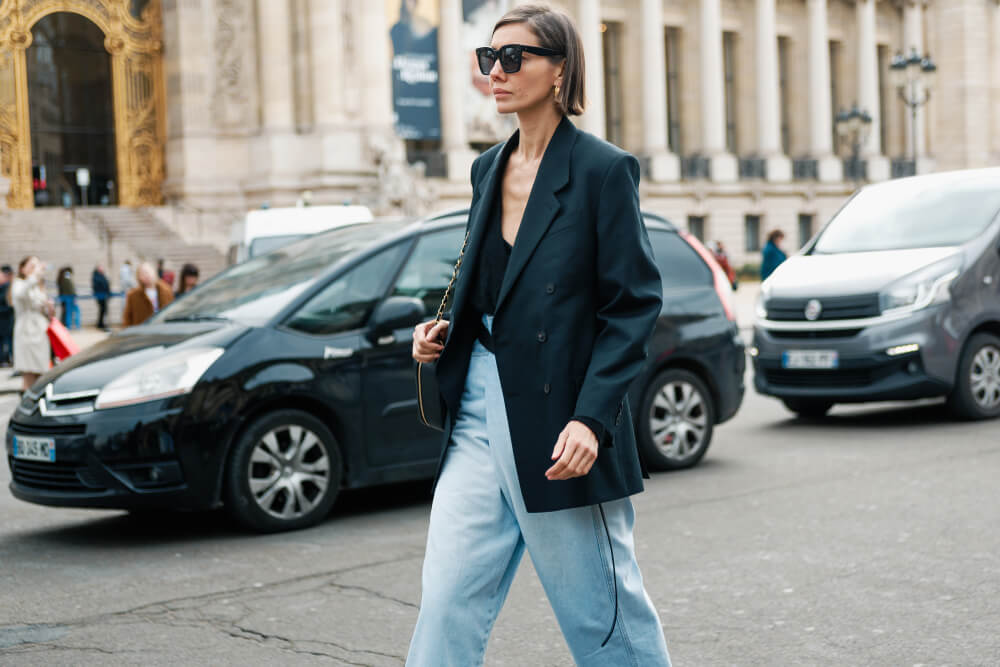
[368,296,426,341]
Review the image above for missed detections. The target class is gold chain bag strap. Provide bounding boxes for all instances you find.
[416,228,472,430]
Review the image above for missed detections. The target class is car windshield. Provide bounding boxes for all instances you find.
[812,177,1000,254]
[152,222,409,326]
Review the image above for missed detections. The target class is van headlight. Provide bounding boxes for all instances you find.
[755,282,772,320]
[95,347,225,410]
[879,258,961,316]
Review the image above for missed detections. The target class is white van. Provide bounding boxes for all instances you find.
[228,205,374,264]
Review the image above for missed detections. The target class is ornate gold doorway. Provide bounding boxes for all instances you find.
[0,0,166,209]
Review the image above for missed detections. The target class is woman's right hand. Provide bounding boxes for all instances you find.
[413,319,450,363]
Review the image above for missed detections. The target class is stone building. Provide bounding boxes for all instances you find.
[1,0,999,268]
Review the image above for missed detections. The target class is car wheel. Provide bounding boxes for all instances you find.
[224,409,342,532]
[947,333,1000,420]
[638,369,715,471]
[781,398,834,418]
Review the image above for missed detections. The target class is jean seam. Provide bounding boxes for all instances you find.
[591,508,638,665]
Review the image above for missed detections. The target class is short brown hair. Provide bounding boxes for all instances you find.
[493,5,585,116]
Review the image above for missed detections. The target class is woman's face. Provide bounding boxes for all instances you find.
[488,23,563,116]
[183,275,198,290]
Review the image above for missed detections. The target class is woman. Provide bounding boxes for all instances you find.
[408,6,671,665]
[761,229,788,280]
[175,263,200,298]
[11,257,54,392]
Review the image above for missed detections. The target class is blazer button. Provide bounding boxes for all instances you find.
[545,283,555,294]
[537,331,547,343]
[543,383,551,395]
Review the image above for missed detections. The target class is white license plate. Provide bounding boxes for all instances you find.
[782,350,839,370]
[12,436,56,462]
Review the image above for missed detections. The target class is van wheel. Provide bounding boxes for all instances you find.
[638,369,715,471]
[947,333,1000,420]
[224,410,342,532]
[782,399,834,418]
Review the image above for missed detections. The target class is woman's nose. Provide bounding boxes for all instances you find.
[489,58,505,81]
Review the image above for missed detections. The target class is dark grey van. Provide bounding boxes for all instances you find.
[752,168,1000,419]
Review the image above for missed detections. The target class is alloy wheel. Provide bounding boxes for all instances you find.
[970,345,1000,410]
[649,380,709,462]
[248,425,331,520]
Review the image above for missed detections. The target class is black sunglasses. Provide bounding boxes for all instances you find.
[476,44,565,75]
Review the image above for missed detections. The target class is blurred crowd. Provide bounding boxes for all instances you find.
[0,256,200,391]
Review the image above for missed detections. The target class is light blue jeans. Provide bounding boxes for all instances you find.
[407,315,671,666]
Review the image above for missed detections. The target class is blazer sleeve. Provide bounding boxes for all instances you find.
[573,154,663,444]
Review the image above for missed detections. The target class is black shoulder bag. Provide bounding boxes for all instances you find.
[416,229,471,431]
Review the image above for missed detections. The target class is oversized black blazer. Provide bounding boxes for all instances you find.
[433,116,663,513]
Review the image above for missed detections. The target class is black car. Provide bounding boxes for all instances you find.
[6,210,744,532]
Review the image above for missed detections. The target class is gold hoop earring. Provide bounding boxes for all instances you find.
[553,84,560,98]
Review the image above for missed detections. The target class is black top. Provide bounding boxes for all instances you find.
[468,202,512,318]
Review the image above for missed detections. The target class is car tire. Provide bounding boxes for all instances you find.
[781,398,834,418]
[224,409,343,532]
[638,368,715,471]
[947,333,1000,420]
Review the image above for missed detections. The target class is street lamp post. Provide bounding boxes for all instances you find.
[835,103,873,186]
[889,47,936,162]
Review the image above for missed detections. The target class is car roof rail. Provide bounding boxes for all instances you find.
[424,208,470,222]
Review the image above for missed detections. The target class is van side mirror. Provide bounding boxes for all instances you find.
[368,296,426,341]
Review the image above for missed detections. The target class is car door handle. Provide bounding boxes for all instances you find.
[376,335,396,346]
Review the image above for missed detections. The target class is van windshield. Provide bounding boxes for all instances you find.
[152,222,408,326]
[812,178,1000,254]
[248,234,309,258]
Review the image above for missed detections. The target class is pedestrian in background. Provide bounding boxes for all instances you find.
[0,265,14,367]
[175,263,200,298]
[91,264,111,331]
[122,262,173,327]
[408,6,671,665]
[761,229,788,281]
[57,266,78,329]
[709,240,738,290]
[11,257,55,392]
[119,259,137,292]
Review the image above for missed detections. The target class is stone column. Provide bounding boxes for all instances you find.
[903,0,932,172]
[252,0,301,186]
[439,0,477,181]
[577,0,606,139]
[993,0,1000,163]
[257,0,296,132]
[856,0,889,181]
[310,0,367,178]
[806,0,841,182]
[700,0,737,181]
[755,0,791,181]
[639,0,679,181]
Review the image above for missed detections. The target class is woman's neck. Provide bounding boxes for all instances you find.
[514,108,562,162]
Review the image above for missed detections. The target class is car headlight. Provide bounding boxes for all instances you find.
[755,282,772,320]
[879,257,961,316]
[95,347,225,410]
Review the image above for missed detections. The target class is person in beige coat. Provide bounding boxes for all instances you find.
[11,256,55,391]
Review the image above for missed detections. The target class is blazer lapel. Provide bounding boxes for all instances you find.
[448,133,518,328]
[493,116,577,316]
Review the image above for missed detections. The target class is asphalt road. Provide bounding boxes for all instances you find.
[1,376,999,666]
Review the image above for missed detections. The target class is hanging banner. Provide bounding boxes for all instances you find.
[462,0,516,144]
[387,0,442,139]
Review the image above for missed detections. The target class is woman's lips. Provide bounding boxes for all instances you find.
[493,90,511,97]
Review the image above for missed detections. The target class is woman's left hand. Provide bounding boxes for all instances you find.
[545,421,599,480]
